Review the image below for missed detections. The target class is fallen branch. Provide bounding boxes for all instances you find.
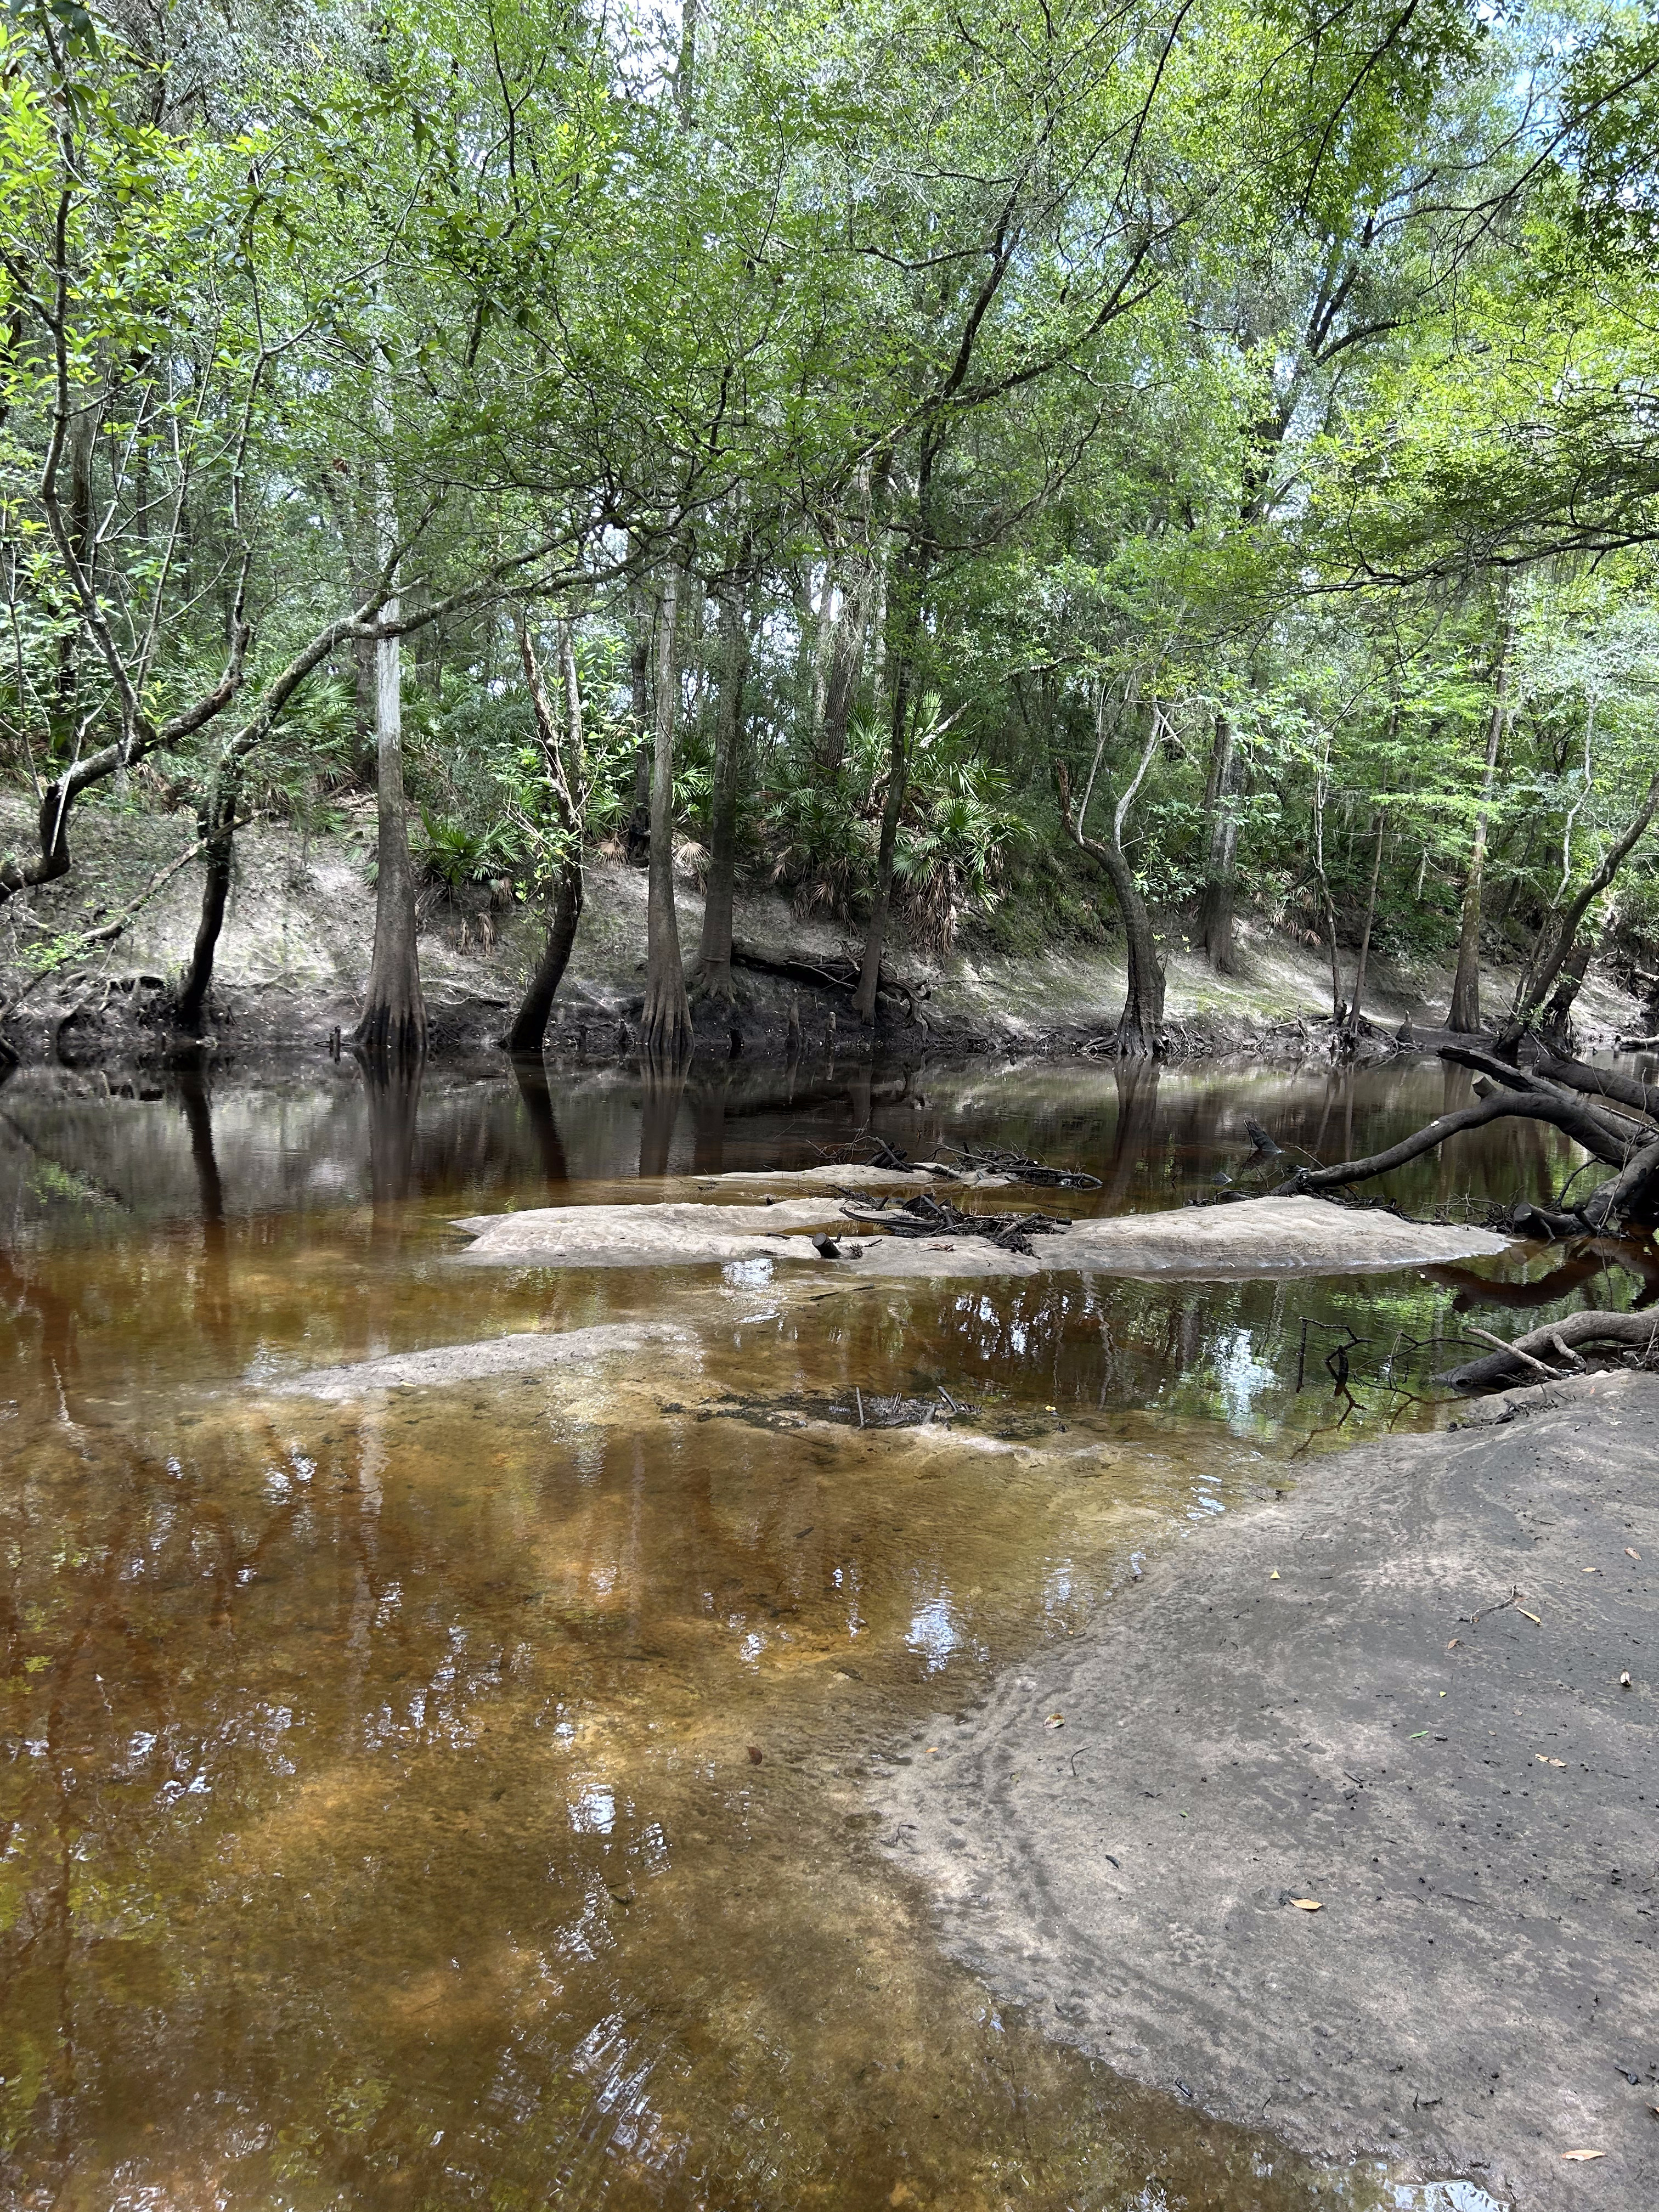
[1462,1325,1566,1383]
[1578,1131,1659,1229]
[938,1140,1103,1190]
[1440,1309,1659,1392]
[841,1188,1071,1255]
[730,939,919,1014]
[0,834,208,1028]
[1533,1045,1659,1124]
[1270,1088,1632,1201]
[1439,1043,1644,1147]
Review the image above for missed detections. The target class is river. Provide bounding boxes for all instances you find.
[1,1051,1641,2210]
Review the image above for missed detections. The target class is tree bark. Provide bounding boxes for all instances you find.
[1534,1044,1659,1121]
[1057,755,1166,1058]
[818,461,883,774]
[173,763,240,1035]
[1195,714,1242,973]
[694,578,750,1005]
[1344,807,1386,1033]
[853,670,910,1029]
[506,620,585,1057]
[853,520,928,1028]
[641,568,693,1061]
[353,588,427,1070]
[1437,1041,1640,1149]
[625,565,651,861]
[1508,764,1659,1038]
[1448,622,1513,1032]
[1538,938,1592,1054]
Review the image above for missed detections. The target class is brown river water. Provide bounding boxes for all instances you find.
[2,1051,1647,2211]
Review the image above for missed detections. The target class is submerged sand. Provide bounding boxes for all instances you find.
[876,1370,1659,2211]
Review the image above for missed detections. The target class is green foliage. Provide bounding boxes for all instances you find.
[414,809,522,894]
[762,699,1029,950]
[4,0,1659,1007]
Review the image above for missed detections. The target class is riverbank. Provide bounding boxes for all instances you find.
[877,1368,1659,2210]
[0,799,1644,1068]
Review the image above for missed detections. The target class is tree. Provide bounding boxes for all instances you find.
[506,617,586,1057]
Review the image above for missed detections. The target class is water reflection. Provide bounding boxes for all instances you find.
[0,1048,1637,1238]
[365,1059,424,1223]
[0,1051,1637,2211]
[513,1054,571,1188]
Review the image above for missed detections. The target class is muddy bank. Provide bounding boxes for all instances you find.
[452,1189,1512,1278]
[878,1370,1659,2211]
[3,801,1647,1069]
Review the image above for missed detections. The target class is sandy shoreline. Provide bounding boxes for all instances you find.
[876,1370,1659,2210]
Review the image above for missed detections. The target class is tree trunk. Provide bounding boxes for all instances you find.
[353,591,427,1070]
[819,571,873,776]
[853,651,911,1028]
[174,761,240,1035]
[694,579,750,1005]
[818,461,882,774]
[506,620,585,1057]
[1508,764,1659,1039]
[1344,808,1386,1032]
[1195,714,1242,973]
[1057,759,1166,1057]
[854,447,924,1029]
[1271,1085,1629,1198]
[1441,1307,1659,1393]
[625,565,651,861]
[1538,938,1593,1055]
[641,568,692,1062]
[1448,623,1513,1033]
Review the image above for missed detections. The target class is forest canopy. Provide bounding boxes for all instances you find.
[2,0,1658,1061]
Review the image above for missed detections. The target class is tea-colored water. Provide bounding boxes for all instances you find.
[1,1054,1639,2210]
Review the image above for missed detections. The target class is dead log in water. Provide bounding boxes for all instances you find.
[1440,1309,1659,1392]
[1531,1046,1659,1122]
[1438,1043,1648,1148]
[1270,1088,1632,1197]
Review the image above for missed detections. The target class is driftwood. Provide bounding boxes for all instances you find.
[730,939,919,1015]
[1615,1034,1659,1054]
[1533,1045,1659,1122]
[1264,1042,1659,1232]
[1271,1088,1632,1198]
[1578,1132,1659,1228]
[840,1188,1071,1255]
[1440,1309,1659,1393]
[938,1141,1103,1191]
[1438,1043,1645,1147]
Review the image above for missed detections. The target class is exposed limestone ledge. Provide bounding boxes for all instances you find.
[449,1194,1511,1279]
